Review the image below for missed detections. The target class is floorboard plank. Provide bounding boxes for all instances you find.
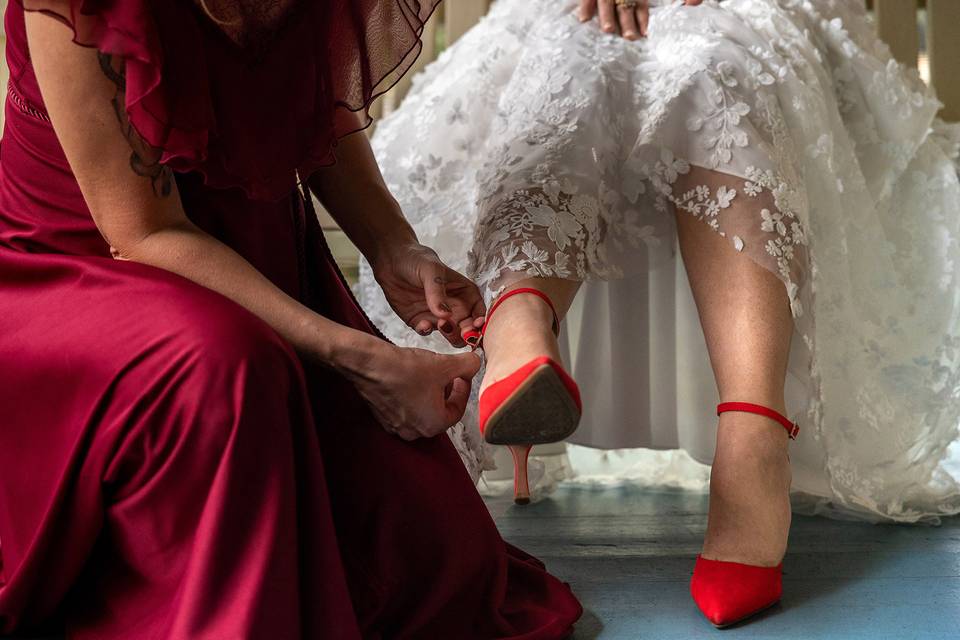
[487,486,960,639]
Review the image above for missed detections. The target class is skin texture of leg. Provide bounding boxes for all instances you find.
[479,277,581,394]
[673,168,794,567]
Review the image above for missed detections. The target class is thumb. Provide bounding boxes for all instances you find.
[578,0,597,21]
[685,0,703,5]
[421,261,452,319]
[443,377,473,426]
[443,351,482,381]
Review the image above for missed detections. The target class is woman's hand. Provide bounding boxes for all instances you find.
[305,118,486,347]
[371,242,486,348]
[578,0,703,40]
[339,337,482,439]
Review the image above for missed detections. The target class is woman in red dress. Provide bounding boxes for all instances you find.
[0,1,582,637]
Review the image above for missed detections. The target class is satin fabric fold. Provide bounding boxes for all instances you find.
[0,2,582,637]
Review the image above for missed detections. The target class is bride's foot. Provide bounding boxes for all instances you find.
[701,410,792,567]
[690,406,793,626]
[473,286,581,504]
[478,291,561,395]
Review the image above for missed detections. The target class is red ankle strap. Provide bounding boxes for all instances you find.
[717,402,799,440]
[463,287,560,349]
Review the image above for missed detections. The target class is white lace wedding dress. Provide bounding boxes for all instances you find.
[357,0,960,522]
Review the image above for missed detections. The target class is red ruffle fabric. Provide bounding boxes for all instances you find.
[20,0,440,201]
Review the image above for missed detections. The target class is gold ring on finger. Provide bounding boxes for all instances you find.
[615,0,640,8]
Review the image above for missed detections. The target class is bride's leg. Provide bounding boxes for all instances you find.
[479,277,581,394]
[674,168,794,567]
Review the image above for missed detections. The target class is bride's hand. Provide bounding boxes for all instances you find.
[371,242,486,348]
[578,0,702,40]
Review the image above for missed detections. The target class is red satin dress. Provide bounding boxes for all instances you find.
[0,1,582,638]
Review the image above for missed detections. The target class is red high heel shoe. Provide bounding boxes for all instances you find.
[462,287,581,505]
[690,401,799,628]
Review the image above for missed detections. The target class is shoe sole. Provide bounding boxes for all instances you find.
[711,600,781,629]
[483,364,581,445]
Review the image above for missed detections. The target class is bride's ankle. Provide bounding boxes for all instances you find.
[480,314,560,392]
[486,290,554,333]
[703,412,793,566]
[482,292,557,353]
[715,410,790,454]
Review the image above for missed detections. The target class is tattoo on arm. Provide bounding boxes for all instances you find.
[97,52,173,198]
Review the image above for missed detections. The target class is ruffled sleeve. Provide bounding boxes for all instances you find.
[19,0,440,201]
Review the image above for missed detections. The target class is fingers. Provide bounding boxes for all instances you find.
[450,351,483,380]
[685,0,703,4]
[435,306,468,348]
[636,1,649,37]
[443,377,473,426]
[468,286,487,320]
[460,316,485,348]
[419,259,453,320]
[597,0,617,33]
[435,268,486,347]
[617,1,640,40]
[365,346,480,441]
[578,0,597,22]
[409,310,473,348]
[459,317,481,347]
[583,0,666,40]
[412,313,459,340]
[437,315,461,339]
[424,260,486,324]
[414,318,434,336]
[420,261,464,341]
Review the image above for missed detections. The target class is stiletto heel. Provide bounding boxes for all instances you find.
[508,444,533,505]
[690,401,798,628]
[466,287,582,504]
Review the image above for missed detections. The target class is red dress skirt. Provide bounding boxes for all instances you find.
[0,2,581,638]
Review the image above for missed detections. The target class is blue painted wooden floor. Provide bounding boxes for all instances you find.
[486,486,960,640]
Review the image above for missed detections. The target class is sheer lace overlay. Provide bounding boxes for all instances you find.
[359,0,960,522]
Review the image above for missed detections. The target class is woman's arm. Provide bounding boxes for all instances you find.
[25,11,479,439]
[308,125,486,345]
[308,125,417,267]
[27,12,352,363]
